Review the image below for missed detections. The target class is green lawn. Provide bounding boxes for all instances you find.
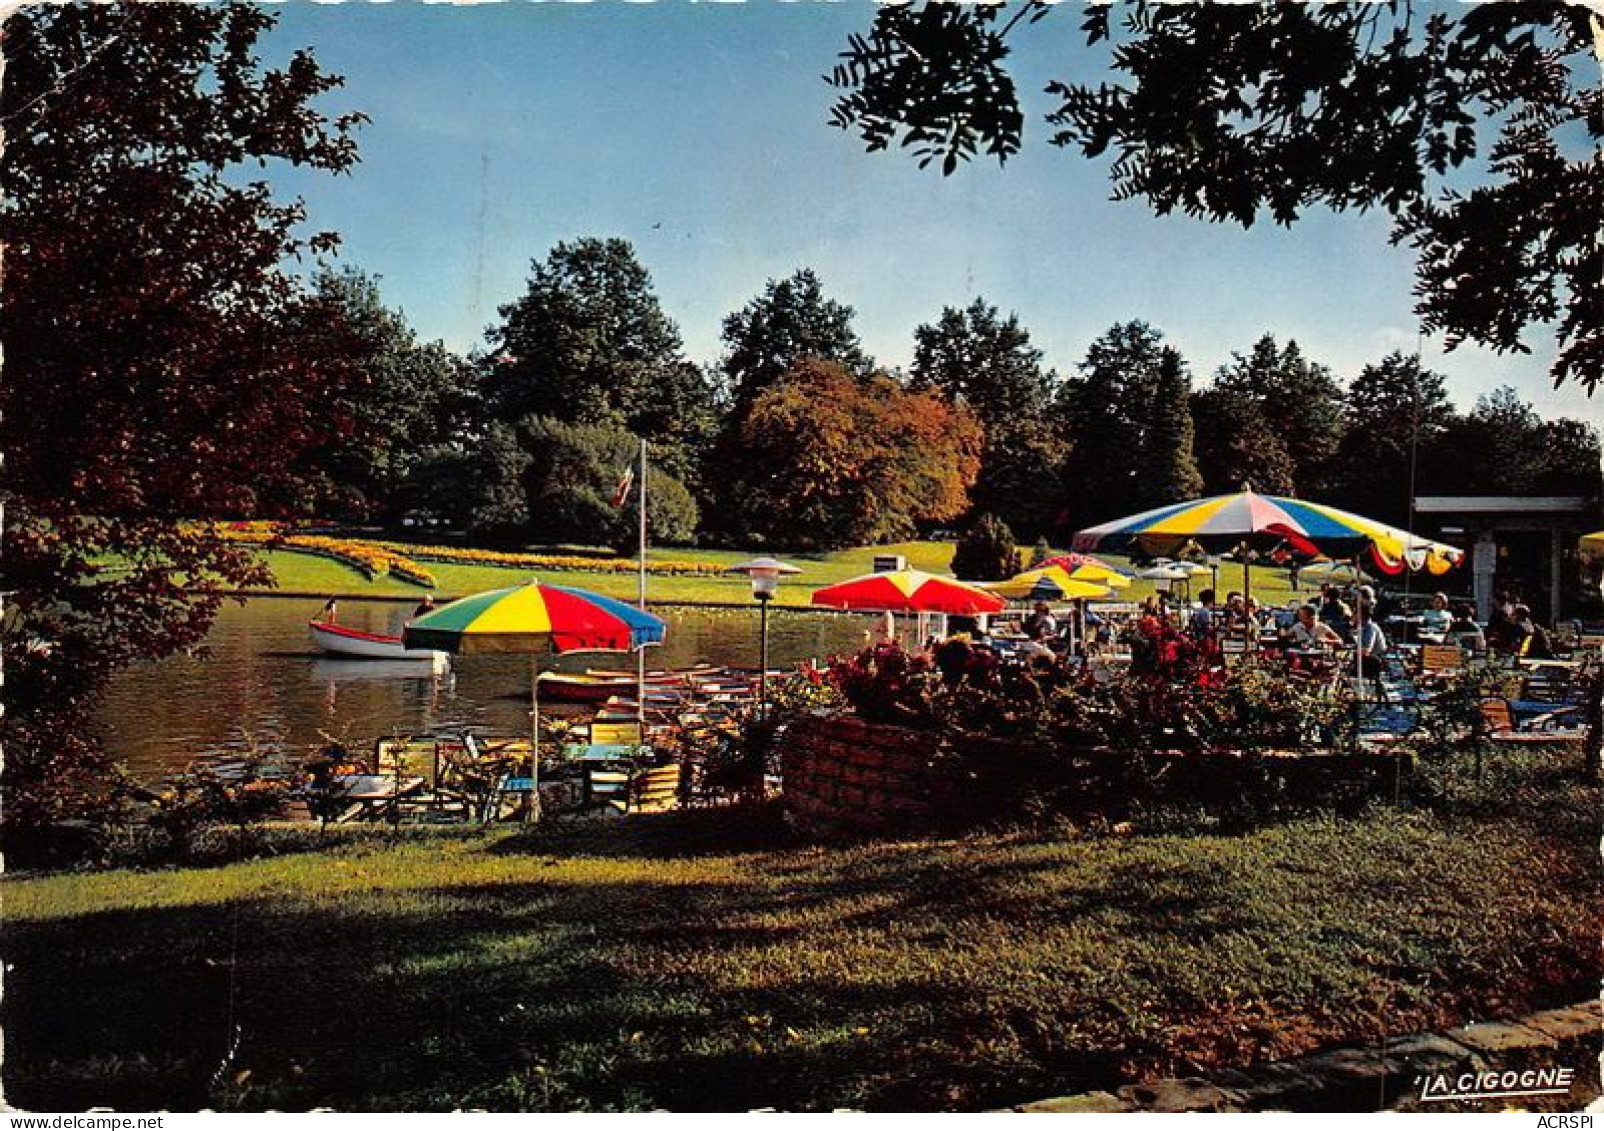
[254,540,1316,608]
[5,756,1597,1111]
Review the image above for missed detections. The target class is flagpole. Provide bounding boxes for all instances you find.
[637,437,648,733]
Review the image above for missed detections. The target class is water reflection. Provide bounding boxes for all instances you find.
[95,597,868,780]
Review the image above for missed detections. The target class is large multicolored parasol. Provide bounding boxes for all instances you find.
[811,569,1005,615]
[403,581,665,655]
[403,581,666,822]
[1071,489,1463,575]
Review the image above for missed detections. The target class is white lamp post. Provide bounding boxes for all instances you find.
[727,557,802,719]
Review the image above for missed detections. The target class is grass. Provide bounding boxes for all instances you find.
[4,755,1597,1112]
[252,540,1317,608]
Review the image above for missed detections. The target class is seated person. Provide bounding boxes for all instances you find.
[1446,604,1486,653]
[1317,584,1353,639]
[1354,600,1390,680]
[935,634,974,685]
[1021,601,1058,641]
[1287,603,1343,649]
[1188,589,1217,639]
[1512,605,1555,659]
[1418,592,1453,636]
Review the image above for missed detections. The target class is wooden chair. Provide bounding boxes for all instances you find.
[1419,644,1466,677]
[1478,698,1586,745]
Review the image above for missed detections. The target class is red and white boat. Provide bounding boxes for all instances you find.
[308,620,447,663]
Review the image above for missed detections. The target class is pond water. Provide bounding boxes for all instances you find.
[95,597,872,781]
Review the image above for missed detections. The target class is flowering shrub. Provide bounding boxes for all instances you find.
[824,640,1351,755]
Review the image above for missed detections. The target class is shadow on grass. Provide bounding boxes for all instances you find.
[6,791,1599,1112]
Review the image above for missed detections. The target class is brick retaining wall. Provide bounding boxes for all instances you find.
[779,712,1411,837]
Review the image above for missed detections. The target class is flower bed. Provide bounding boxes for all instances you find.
[786,628,1414,834]
[199,524,436,588]
[373,540,727,577]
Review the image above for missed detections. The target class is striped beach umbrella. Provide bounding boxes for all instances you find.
[987,565,1113,602]
[403,581,666,822]
[1037,553,1134,589]
[811,569,1005,615]
[1072,489,1463,575]
[403,581,665,655]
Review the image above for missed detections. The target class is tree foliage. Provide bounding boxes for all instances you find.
[520,417,699,550]
[720,269,870,410]
[1189,386,1296,499]
[483,238,717,482]
[1057,322,1201,528]
[829,2,1600,392]
[289,268,475,520]
[0,2,364,830]
[910,299,1067,537]
[726,360,981,550]
[950,514,1022,582]
[1212,335,1345,495]
[1326,352,1455,526]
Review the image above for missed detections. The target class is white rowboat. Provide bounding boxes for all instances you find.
[308,620,447,664]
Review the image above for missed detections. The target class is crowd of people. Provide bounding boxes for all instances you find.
[898,579,1565,691]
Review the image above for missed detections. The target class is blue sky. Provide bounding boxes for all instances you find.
[262,1,1597,421]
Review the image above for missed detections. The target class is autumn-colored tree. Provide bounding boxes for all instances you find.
[728,361,980,550]
[0,3,364,836]
[720,270,870,411]
[910,298,1067,537]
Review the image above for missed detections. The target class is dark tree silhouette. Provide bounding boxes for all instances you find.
[829,2,1599,392]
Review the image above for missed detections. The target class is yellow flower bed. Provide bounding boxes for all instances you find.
[373,540,727,577]
[199,524,436,588]
[197,523,734,585]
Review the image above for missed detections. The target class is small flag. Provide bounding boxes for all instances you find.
[611,464,635,508]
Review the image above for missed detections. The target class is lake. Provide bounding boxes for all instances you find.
[95,597,872,781]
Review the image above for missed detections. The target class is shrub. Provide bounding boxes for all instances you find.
[950,513,1022,581]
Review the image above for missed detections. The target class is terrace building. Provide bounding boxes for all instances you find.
[1412,495,1601,623]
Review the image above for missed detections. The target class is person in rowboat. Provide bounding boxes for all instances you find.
[319,596,339,623]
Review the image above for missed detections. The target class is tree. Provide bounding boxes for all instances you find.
[1212,335,1345,495]
[1327,352,1454,526]
[1188,387,1296,498]
[1139,347,1204,506]
[520,417,699,550]
[950,514,1022,582]
[1429,386,1547,497]
[910,299,1067,537]
[727,360,981,550]
[483,238,716,480]
[829,2,1600,393]
[1532,419,1604,499]
[289,268,476,520]
[720,269,870,410]
[1057,322,1200,528]
[0,3,363,835]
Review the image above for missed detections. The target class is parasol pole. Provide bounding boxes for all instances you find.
[637,437,648,732]
[529,654,543,824]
